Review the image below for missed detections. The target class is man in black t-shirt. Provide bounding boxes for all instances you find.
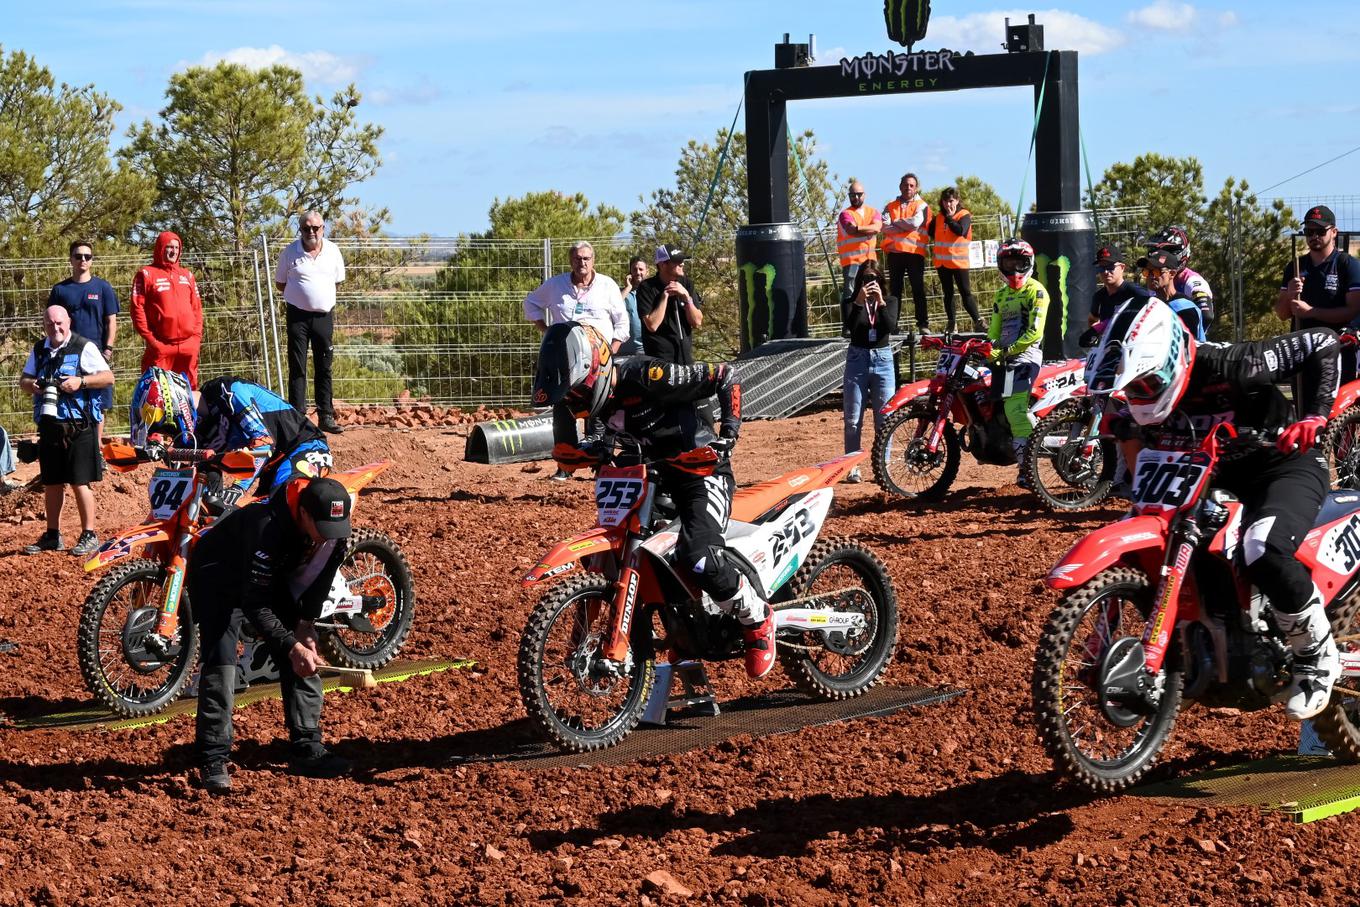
[1090,243,1154,325]
[1275,205,1360,380]
[635,243,703,365]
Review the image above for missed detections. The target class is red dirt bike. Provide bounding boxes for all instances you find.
[1033,424,1360,793]
[77,440,415,717]
[518,439,900,753]
[871,333,1086,500]
[1324,328,1360,489]
[1022,386,1122,511]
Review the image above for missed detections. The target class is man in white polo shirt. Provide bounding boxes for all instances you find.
[523,240,627,352]
[275,211,347,434]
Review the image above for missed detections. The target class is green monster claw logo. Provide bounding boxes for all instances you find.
[884,0,931,48]
[739,262,777,345]
[1034,253,1072,340]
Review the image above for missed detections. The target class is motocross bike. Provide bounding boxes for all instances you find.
[1033,423,1360,793]
[518,440,900,753]
[871,333,1086,501]
[77,440,415,717]
[1325,329,1360,490]
[1023,389,1121,511]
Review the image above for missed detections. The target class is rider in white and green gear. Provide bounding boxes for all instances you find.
[987,239,1049,487]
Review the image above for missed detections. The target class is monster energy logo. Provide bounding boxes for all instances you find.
[739,262,777,345]
[1035,253,1072,340]
[884,0,931,48]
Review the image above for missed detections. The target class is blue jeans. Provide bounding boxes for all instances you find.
[841,263,864,301]
[0,426,13,477]
[843,345,896,454]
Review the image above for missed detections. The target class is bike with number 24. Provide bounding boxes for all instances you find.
[75,438,415,717]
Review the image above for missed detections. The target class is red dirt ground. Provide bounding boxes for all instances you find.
[0,409,1355,906]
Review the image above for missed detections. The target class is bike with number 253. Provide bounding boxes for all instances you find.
[75,438,415,717]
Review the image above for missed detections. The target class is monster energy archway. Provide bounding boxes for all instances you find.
[739,16,1093,357]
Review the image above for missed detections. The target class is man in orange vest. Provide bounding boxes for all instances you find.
[881,173,931,333]
[836,180,882,301]
[929,187,984,334]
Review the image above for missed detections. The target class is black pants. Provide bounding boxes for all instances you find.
[1222,450,1329,614]
[286,306,335,418]
[937,268,981,330]
[667,463,740,601]
[886,252,928,330]
[190,577,323,766]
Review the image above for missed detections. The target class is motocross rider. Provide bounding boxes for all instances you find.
[532,321,776,679]
[987,238,1050,488]
[1091,299,1341,719]
[129,367,332,495]
[1138,226,1214,328]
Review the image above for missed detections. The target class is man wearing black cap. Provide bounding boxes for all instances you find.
[635,243,704,365]
[1276,205,1360,376]
[1089,243,1153,329]
[188,476,354,793]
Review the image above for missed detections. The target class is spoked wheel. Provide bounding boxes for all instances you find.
[1326,406,1360,490]
[1032,567,1183,793]
[319,528,416,669]
[76,558,199,717]
[779,538,899,699]
[872,402,961,501]
[1311,586,1360,760]
[518,572,654,753]
[1026,401,1115,511]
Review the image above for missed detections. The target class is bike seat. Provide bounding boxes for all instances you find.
[731,468,821,523]
[1314,490,1360,529]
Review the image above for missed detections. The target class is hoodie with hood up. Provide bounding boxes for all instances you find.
[131,231,203,349]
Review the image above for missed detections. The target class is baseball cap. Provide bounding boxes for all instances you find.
[297,477,352,539]
[1093,244,1126,267]
[654,243,687,265]
[1141,248,1185,271]
[1304,205,1336,229]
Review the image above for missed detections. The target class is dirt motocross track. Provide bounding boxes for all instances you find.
[0,408,1357,906]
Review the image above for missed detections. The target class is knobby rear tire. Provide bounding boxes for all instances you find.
[1025,400,1115,512]
[319,528,416,670]
[1310,585,1360,760]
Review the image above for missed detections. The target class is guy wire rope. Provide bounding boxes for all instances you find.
[1011,50,1053,227]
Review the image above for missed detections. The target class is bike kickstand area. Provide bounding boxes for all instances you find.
[449,684,966,770]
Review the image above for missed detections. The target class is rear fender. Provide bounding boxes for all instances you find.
[330,460,393,495]
[1046,515,1169,590]
[84,524,170,573]
[523,527,623,586]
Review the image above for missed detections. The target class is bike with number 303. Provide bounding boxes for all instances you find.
[76,439,416,717]
[1033,423,1360,793]
[872,334,1088,501]
[517,440,900,753]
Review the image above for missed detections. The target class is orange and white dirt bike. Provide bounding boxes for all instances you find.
[1324,328,1360,489]
[517,439,900,753]
[77,440,415,717]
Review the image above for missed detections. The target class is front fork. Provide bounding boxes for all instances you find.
[151,496,201,642]
[601,545,643,664]
[1142,523,1200,674]
[923,393,955,453]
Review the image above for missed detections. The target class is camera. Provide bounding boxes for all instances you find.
[36,378,60,421]
[16,439,39,464]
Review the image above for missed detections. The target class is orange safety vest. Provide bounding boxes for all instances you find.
[881,197,930,255]
[836,205,880,267]
[932,208,972,270]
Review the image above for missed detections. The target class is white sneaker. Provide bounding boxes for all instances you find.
[1275,595,1340,721]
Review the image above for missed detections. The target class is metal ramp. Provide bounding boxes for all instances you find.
[733,337,852,419]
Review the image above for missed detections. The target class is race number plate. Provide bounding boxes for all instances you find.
[936,351,962,375]
[148,468,193,520]
[1131,449,1210,514]
[595,466,646,527]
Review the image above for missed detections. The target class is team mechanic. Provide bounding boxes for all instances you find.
[1092,300,1341,719]
[189,475,355,792]
[532,322,778,679]
[130,368,332,495]
[987,239,1050,487]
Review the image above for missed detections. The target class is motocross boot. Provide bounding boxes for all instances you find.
[1013,438,1032,490]
[725,578,776,679]
[1275,590,1340,721]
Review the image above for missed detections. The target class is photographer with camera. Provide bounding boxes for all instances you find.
[841,259,898,484]
[18,306,114,556]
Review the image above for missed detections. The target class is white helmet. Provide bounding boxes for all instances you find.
[1088,299,1196,425]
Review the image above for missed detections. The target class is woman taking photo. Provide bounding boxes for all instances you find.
[841,259,899,483]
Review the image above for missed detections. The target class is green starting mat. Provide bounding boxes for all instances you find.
[1136,755,1360,824]
[8,657,475,733]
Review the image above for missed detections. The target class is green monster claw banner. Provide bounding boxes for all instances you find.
[740,262,778,347]
[1034,253,1071,345]
[1022,210,1096,358]
[734,224,807,351]
[883,0,931,49]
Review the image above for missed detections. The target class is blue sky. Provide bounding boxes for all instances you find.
[9,0,1359,234]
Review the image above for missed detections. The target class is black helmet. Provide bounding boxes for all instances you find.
[532,322,614,418]
[1146,226,1191,264]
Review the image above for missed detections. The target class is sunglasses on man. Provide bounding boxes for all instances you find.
[1303,228,1330,238]
[71,253,93,261]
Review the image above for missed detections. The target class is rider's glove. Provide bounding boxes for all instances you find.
[1277,416,1328,454]
[552,442,603,473]
[708,435,737,458]
[1078,326,1103,348]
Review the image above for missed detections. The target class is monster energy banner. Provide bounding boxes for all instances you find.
[735,224,807,351]
[884,0,931,48]
[1021,210,1095,359]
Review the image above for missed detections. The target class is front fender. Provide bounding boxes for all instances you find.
[880,378,932,417]
[1331,383,1360,420]
[1045,515,1168,590]
[522,527,623,586]
[84,523,171,573]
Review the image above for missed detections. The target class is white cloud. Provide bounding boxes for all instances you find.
[926,9,1127,56]
[188,45,361,85]
[811,45,848,65]
[1217,11,1240,27]
[1126,1,1198,31]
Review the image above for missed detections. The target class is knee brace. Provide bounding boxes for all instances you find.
[683,545,742,602]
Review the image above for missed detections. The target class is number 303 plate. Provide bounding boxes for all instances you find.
[148,468,193,519]
[1131,449,1209,512]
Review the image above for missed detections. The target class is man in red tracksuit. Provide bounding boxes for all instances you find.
[131,231,204,388]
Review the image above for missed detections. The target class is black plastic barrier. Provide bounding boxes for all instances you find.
[1021,210,1096,359]
[735,223,808,352]
[463,414,555,464]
